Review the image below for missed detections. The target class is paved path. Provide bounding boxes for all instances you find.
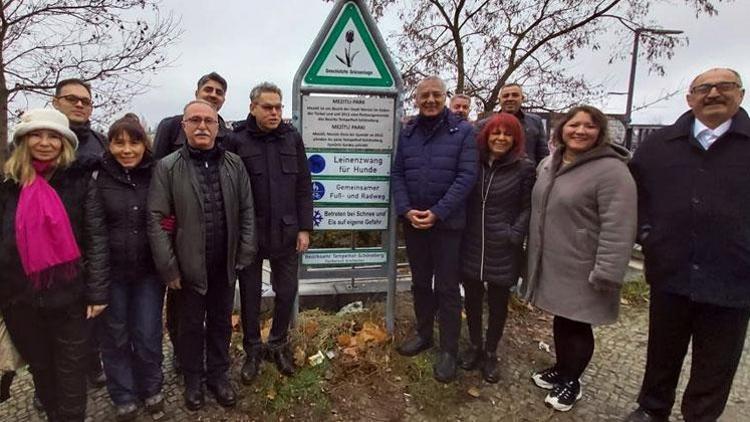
[1,301,748,421]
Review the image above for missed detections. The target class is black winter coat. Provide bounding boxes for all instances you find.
[229,116,313,258]
[461,155,535,285]
[71,122,107,171]
[152,114,231,160]
[0,167,109,309]
[86,154,156,283]
[630,108,750,308]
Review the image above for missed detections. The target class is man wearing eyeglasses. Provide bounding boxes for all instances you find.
[627,68,748,422]
[227,82,312,383]
[152,72,231,160]
[52,78,107,170]
[148,100,257,411]
[151,71,231,378]
[51,78,108,394]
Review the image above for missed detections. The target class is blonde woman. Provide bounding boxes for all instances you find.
[0,108,108,421]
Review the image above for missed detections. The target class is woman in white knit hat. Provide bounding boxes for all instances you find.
[0,108,108,421]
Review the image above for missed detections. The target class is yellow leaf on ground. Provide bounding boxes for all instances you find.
[260,318,272,342]
[343,346,359,358]
[293,346,306,367]
[303,319,320,337]
[267,388,277,401]
[231,314,241,331]
[467,387,481,398]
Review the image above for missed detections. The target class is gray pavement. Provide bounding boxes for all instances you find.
[1,301,748,421]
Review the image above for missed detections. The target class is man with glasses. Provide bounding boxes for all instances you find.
[51,78,108,392]
[626,68,748,422]
[151,72,230,376]
[148,100,256,411]
[52,78,107,170]
[391,76,477,383]
[228,82,312,383]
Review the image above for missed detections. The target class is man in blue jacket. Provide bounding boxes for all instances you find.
[391,76,478,383]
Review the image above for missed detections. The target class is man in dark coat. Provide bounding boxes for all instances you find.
[391,75,477,383]
[52,78,108,389]
[228,82,313,383]
[476,83,549,165]
[52,78,107,171]
[152,72,232,160]
[150,71,231,374]
[626,68,749,422]
[148,100,257,411]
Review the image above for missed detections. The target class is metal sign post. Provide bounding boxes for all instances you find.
[292,0,403,333]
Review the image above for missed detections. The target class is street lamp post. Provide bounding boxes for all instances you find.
[624,27,683,149]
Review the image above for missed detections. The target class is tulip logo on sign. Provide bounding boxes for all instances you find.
[336,30,359,68]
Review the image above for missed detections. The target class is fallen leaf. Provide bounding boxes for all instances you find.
[267,388,277,401]
[467,387,481,398]
[620,297,631,305]
[293,346,306,367]
[337,334,352,347]
[343,346,359,358]
[260,318,273,342]
[303,319,319,337]
[231,314,241,331]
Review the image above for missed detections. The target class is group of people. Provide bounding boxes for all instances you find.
[0,74,313,421]
[0,66,746,422]
[394,68,748,422]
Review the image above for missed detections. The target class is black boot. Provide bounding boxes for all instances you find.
[458,345,483,370]
[183,376,204,411]
[396,335,433,357]
[433,351,457,383]
[269,343,295,376]
[481,352,500,383]
[240,346,263,385]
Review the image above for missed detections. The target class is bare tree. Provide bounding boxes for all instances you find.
[0,0,181,160]
[327,0,727,115]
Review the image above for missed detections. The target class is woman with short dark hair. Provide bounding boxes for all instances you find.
[459,113,535,383]
[522,105,637,412]
[87,115,164,421]
[0,108,108,421]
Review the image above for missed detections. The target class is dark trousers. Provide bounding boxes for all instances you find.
[553,315,594,381]
[100,276,165,405]
[177,268,234,389]
[637,289,750,422]
[165,288,180,362]
[87,315,104,377]
[2,300,88,421]
[404,225,462,356]
[239,253,299,351]
[463,279,510,353]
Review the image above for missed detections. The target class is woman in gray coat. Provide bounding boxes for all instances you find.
[521,105,637,412]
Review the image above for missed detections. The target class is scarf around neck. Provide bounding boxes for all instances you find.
[14,161,81,290]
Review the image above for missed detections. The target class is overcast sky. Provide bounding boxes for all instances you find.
[127,0,748,128]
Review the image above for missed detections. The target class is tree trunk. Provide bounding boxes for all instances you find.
[0,71,8,166]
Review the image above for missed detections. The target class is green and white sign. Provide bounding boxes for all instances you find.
[302,248,387,266]
[303,2,394,88]
[311,179,389,205]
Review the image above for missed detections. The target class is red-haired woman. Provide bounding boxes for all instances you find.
[459,113,535,382]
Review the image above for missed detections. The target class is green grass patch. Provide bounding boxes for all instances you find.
[621,273,649,304]
[392,351,463,418]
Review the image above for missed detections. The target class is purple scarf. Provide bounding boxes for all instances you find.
[14,161,81,290]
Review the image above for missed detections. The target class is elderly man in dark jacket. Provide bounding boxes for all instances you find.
[228,82,313,383]
[148,100,257,411]
[626,68,749,422]
[392,75,478,383]
[151,71,231,375]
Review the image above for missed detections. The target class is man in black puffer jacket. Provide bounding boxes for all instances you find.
[148,100,257,411]
[228,82,313,383]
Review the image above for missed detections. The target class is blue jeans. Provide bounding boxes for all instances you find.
[100,275,165,405]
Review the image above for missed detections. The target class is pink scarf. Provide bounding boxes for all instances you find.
[15,161,81,290]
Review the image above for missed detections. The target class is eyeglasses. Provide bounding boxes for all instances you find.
[690,81,742,95]
[183,116,219,126]
[258,104,283,112]
[57,94,92,107]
